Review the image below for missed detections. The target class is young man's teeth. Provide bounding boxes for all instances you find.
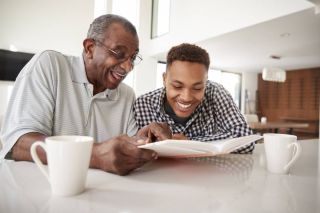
[177,102,191,109]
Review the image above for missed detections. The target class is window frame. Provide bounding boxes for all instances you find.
[151,0,171,39]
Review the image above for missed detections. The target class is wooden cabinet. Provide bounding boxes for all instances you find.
[257,68,319,138]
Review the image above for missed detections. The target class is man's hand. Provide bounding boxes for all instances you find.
[136,122,172,143]
[172,133,189,140]
[90,135,157,176]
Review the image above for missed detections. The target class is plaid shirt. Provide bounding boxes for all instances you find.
[133,81,254,153]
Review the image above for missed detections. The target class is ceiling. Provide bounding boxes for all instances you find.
[157,7,320,73]
[199,8,320,72]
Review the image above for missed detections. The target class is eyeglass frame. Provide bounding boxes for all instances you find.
[92,39,143,68]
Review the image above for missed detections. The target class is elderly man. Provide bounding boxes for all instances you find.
[0,14,170,175]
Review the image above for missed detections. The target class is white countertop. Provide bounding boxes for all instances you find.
[0,139,319,213]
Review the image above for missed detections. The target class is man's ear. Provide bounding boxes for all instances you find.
[162,71,167,87]
[83,38,95,59]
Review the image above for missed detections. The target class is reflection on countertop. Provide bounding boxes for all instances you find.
[187,154,254,182]
[0,139,319,213]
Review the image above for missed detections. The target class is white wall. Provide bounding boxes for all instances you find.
[0,0,308,111]
[140,0,312,56]
[134,0,264,104]
[0,0,94,115]
[0,0,93,55]
[134,0,312,95]
[133,0,157,96]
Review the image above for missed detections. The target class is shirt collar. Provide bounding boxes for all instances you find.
[154,88,166,112]
[104,88,119,100]
[71,53,89,84]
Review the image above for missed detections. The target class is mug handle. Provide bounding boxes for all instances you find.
[284,142,302,171]
[30,141,49,181]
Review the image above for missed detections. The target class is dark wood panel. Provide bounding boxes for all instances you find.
[257,68,320,139]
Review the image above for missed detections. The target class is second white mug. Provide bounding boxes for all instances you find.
[263,133,301,174]
[30,135,93,196]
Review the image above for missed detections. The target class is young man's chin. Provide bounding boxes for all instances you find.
[174,111,192,118]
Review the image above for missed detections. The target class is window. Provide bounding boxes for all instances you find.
[209,69,242,109]
[93,0,139,88]
[151,0,171,38]
[112,0,140,28]
[94,0,107,18]
[111,0,140,88]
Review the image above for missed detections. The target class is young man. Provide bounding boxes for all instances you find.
[134,43,254,153]
[0,14,171,176]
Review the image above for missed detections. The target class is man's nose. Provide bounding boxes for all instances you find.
[180,89,193,101]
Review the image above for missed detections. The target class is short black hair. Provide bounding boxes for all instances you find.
[166,43,210,70]
[87,14,137,42]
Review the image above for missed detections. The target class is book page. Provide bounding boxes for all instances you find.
[211,135,262,153]
[139,140,218,158]
[139,135,262,158]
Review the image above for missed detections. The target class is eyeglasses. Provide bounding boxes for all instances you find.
[93,39,143,67]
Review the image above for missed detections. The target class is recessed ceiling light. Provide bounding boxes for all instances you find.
[280,32,291,37]
[270,55,281,60]
[9,44,18,52]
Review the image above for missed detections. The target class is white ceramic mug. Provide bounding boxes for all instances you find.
[263,133,301,174]
[30,135,93,196]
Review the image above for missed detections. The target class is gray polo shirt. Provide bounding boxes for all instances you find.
[0,50,138,159]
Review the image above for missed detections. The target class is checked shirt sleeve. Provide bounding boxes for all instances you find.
[133,89,162,130]
[192,83,254,153]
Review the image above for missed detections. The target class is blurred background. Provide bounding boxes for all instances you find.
[0,0,319,139]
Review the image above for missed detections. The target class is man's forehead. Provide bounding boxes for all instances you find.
[102,24,138,51]
[167,62,207,82]
[168,61,207,73]
[104,23,137,40]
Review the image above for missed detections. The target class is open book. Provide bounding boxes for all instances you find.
[139,134,262,158]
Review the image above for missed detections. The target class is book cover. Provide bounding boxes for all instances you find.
[139,134,262,158]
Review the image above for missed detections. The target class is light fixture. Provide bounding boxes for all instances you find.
[9,44,18,52]
[262,54,286,82]
[280,32,291,38]
[262,67,286,82]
